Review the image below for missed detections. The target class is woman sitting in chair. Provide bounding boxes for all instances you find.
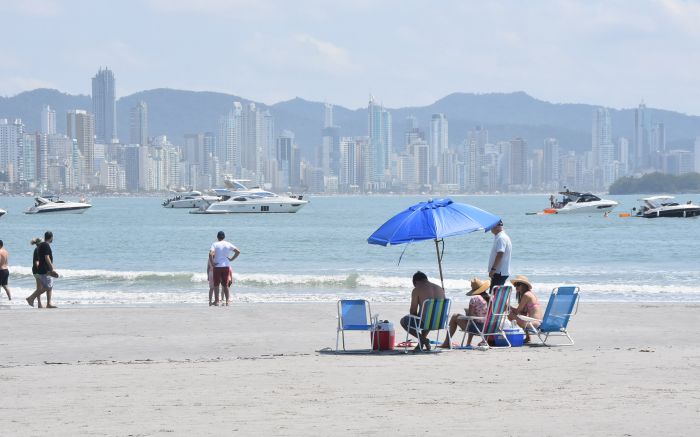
[439,278,490,348]
[508,275,543,343]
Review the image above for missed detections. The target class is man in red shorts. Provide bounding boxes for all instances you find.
[208,230,241,306]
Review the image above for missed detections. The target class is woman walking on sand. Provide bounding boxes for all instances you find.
[30,238,44,308]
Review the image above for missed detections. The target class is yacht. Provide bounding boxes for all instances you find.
[24,196,92,214]
[162,190,220,208]
[191,180,308,214]
[633,196,700,218]
[545,191,618,214]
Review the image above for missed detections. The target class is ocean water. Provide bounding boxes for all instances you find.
[0,193,698,306]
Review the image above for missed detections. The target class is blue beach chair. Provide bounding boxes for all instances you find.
[459,285,513,348]
[403,298,451,353]
[518,286,580,346]
[336,300,377,353]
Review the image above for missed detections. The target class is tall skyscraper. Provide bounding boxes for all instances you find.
[633,101,650,169]
[92,67,117,144]
[429,113,448,168]
[543,138,560,188]
[41,105,56,135]
[368,95,392,186]
[129,101,148,146]
[67,110,95,183]
[509,137,528,186]
[592,108,613,167]
[0,118,24,183]
[217,102,242,173]
[324,102,334,128]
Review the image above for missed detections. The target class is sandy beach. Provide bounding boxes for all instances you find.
[1,302,698,436]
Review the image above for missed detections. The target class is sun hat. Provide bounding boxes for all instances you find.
[510,275,532,290]
[467,278,491,296]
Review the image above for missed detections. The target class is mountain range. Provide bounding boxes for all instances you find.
[1,88,699,161]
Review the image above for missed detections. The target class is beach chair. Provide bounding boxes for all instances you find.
[336,299,377,353]
[518,286,579,346]
[458,285,513,348]
[403,298,451,353]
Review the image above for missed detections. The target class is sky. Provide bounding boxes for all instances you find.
[1,0,700,114]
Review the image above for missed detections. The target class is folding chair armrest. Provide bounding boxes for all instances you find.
[517,315,540,323]
[457,315,485,321]
[406,314,420,320]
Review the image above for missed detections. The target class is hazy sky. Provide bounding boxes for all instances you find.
[1,0,699,114]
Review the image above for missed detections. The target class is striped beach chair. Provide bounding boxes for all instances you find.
[518,286,579,346]
[404,298,451,353]
[459,285,513,348]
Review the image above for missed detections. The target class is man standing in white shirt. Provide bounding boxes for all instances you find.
[209,230,241,306]
[487,220,512,286]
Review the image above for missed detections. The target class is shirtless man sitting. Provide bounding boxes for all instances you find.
[399,271,445,351]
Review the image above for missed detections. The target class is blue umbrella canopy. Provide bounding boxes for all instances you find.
[367,198,501,290]
[367,198,501,246]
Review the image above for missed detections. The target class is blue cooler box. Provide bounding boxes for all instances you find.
[494,328,525,347]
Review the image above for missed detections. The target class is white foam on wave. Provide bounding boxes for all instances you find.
[8,266,700,299]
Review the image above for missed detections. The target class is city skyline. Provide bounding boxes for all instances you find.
[2,1,700,115]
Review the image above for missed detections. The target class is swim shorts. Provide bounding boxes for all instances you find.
[0,269,8,286]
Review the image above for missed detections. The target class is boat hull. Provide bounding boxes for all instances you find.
[25,206,91,214]
[641,207,700,218]
[194,200,308,214]
[554,203,617,214]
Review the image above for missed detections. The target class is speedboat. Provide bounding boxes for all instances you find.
[544,191,618,214]
[162,190,220,208]
[191,180,308,214]
[24,196,92,214]
[633,196,700,218]
[0,209,6,218]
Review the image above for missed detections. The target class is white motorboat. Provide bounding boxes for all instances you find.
[24,196,92,214]
[544,190,618,214]
[633,196,700,218]
[0,209,6,218]
[162,190,220,208]
[191,180,308,214]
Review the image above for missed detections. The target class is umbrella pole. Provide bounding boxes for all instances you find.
[435,239,445,291]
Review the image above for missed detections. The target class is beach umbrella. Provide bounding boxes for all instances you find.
[367,198,501,290]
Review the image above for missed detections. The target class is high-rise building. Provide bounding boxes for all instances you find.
[695,137,700,173]
[368,95,392,186]
[67,110,95,184]
[429,114,448,181]
[633,101,650,169]
[543,138,560,189]
[0,118,24,183]
[592,107,613,167]
[92,67,117,144]
[276,130,295,190]
[324,102,334,128]
[41,105,56,135]
[509,137,528,187]
[217,103,242,173]
[129,101,148,146]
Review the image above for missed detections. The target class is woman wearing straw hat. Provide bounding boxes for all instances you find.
[508,275,543,343]
[439,278,491,349]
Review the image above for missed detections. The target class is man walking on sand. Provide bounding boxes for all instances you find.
[487,220,512,286]
[209,231,240,306]
[0,240,11,301]
[26,231,59,308]
[400,271,445,351]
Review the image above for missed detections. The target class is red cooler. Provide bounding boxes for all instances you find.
[372,321,395,350]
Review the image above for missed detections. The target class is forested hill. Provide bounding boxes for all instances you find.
[609,172,700,194]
